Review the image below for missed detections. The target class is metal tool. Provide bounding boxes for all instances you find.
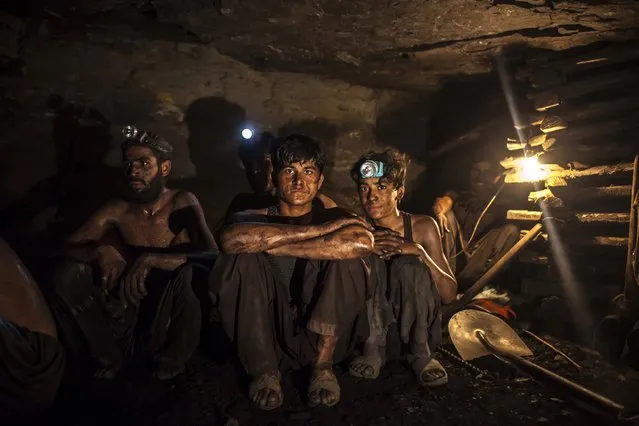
[448,310,639,421]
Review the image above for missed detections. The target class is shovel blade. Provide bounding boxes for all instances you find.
[448,309,534,360]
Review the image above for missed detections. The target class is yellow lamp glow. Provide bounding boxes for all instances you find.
[520,156,548,182]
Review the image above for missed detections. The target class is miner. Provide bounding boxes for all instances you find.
[221,131,337,222]
[51,125,217,380]
[210,134,374,410]
[0,236,65,423]
[348,149,455,386]
[432,159,520,291]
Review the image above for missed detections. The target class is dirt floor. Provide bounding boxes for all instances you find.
[46,324,639,426]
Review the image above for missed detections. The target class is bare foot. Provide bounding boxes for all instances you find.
[308,367,340,407]
[249,371,283,411]
[153,360,185,380]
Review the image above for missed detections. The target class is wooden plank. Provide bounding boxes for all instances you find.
[528,67,639,104]
[539,116,567,133]
[529,96,639,125]
[505,162,634,184]
[549,113,639,142]
[518,43,639,79]
[521,230,628,247]
[508,210,630,223]
[553,185,633,201]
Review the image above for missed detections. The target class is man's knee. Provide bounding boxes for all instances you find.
[390,255,429,278]
[499,224,521,246]
[50,260,93,297]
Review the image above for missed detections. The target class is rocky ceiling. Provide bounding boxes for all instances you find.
[3,0,639,89]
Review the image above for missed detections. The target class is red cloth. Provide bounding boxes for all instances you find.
[468,299,516,320]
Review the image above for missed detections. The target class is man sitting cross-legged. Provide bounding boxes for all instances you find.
[348,149,457,386]
[210,134,374,410]
[51,125,217,380]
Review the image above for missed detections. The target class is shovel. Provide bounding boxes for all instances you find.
[448,310,639,421]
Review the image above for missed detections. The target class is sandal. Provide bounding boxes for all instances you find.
[308,367,341,407]
[249,371,284,411]
[412,357,448,387]
[349,355,384,379]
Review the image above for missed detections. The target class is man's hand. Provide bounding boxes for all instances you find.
[96,245,127,291]
[373,229,421,260]
[432,196,453,233]
[120,254,153,306]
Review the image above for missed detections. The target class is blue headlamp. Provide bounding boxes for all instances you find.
[359,160,385,179]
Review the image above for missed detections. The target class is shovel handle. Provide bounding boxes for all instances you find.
[476,331,626,416]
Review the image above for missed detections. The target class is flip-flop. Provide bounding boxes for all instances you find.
[349,355,384,379]
[413,357,448,387]
[308,368,341,407]
[249,371,284,411]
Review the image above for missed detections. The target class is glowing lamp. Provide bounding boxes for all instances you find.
[241,128,253,140]
[520,156,548,182]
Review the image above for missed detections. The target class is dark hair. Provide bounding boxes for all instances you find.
[350,148,410,189]
[271,134,326,174]
[238,132,275,166]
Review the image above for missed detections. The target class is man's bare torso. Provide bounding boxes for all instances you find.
[76,189,194,249]
[0,237,57,338]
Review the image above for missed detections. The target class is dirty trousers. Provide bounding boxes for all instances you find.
[0,316,65,424]
[365,255,442,360]
[210,253,370,377]
[442,211,520,290]
[50,260,201,366]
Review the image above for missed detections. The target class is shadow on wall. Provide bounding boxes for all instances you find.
[0,95,122,254]
[375,96,432,163]
[181,97,249,224]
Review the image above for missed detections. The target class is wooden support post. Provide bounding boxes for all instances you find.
[507,210,630,224]
[504,162,634,184]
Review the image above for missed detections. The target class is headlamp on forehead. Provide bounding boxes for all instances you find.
[122,125,151,143]
[359,160,385,179]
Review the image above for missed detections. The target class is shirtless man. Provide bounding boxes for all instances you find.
[348,149,457,386]
[51,125,216,380]
[210,134,374,410]
[432,160,519,292]
[0,236,65,423]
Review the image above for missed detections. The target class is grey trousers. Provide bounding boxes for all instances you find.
[441,210,520,290]
[365,255,442,360]
[51,260,201,366]
[210,253,370,377]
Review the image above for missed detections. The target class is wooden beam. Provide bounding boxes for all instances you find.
[521,230,628,247]
[539,116,567,133]
[505,162,634,184]
[508,210,630,223]
[528,67,639,106]
[549,113,639,142]
[518,43,639,79]
[553,185,633,201]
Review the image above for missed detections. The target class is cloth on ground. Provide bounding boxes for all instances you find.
[0,316,65,421]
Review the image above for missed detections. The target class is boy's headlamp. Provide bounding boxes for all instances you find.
[359,160,385,179]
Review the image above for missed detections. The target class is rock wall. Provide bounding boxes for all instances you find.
[0,20,432,245]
